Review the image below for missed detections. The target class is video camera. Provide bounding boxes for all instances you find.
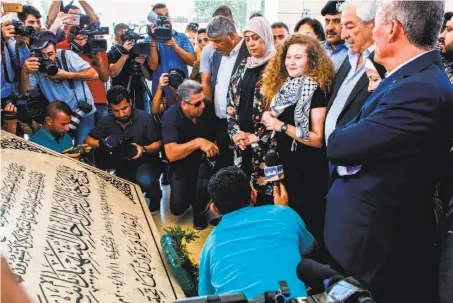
[147,11,172,41]
[70,23,110,54]
[118,28,150,58]
[175,260,375,303]
[99,135,138,160]
[1,89,42,124]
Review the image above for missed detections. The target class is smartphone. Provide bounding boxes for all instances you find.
[62,13,80,26]
[2,3,23,13]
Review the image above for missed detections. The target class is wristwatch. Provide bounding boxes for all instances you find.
[280,123,289,133]
[141,145,148,154]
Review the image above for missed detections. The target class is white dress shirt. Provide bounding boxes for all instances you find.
[213,39,244,119]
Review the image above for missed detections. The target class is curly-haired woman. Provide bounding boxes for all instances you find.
[262,34,334,254]
[226,17,276,205]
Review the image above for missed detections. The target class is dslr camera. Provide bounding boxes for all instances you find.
[117,28,150,58]
[167,68,185,89]
[30,50,58,76]
[12,20,35,37]
[147,11,172,41]
[99,135,138,160]
[70,23,109,54]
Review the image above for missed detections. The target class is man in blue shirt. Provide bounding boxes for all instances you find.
[199,167,314,299]
[321,1,348,71]
[148,3,196,101]
[1,20,31,98]
[30,101,89,160]
[21,31,99,145]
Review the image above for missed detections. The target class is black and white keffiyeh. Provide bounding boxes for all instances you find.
[270,76,318,142]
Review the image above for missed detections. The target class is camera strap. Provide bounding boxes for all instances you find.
[1,41,21,84]
[59,50,88,103]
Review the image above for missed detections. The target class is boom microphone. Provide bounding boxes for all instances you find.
[296,259,344,294]
[147,11,158,24]
[264,152,285,186]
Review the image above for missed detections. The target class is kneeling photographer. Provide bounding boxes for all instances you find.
[108,25,153,111]
[21,31,99,145]
[85,86,162,211]
[29,101,91,161]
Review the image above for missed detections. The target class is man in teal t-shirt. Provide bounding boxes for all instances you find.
[30,101,89,159]
[199,167,314,299]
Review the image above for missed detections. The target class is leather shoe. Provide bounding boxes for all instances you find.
[193,215,208,230]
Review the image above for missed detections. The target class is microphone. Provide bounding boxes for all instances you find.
[264,152,285,187]
[296,259,344,294]
[100,135,119,152]
[147,11,158,24]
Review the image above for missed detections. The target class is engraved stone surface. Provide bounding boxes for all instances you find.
[0,131,182,303]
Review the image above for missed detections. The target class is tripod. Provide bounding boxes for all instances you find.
[126,61,154,111]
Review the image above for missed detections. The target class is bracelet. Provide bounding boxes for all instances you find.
[141,145,148,154]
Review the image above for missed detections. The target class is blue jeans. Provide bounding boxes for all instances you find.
[116,160,162,210]
[75,114,95,145]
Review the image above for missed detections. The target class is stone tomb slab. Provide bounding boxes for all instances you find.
[0,131,183,302]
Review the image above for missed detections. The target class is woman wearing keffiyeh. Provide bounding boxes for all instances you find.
[262,34,334,258]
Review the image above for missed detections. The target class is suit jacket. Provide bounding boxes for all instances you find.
[324,50,453,302]
[326,52,383,129]
[210,40,250,103]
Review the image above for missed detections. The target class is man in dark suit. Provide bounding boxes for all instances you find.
[324,0,380,180]
[325,1,453,302]
[205,16,250,170]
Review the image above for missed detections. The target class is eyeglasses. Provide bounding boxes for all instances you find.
[183,98,205,107]
[198,37,209,44]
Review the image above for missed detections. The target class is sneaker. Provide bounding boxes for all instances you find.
[193,215,208,230]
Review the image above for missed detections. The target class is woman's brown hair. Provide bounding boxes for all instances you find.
[262,34,335,109]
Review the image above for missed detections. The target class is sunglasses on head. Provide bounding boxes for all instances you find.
[198,37,209,44]
[184,98,205,107]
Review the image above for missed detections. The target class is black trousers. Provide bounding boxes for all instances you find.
[169,160,213,218]
[116,160,162,209]
[214,118,234,171]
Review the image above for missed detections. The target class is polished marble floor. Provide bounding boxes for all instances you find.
[151,184,214,263]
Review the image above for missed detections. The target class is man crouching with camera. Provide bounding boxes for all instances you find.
[21,31,98,145]
[85,86,162,212]
[198,166,314,299]
[29,101,91,160]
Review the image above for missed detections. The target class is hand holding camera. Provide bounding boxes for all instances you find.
[1,103,17,123]
[122,40,134,53]
[63,144,91,160]
[131,143,145,160]
[159,73,169,89]
[134,56,146,66]
[1,20,15,40]
[22,57,40,74]
[163,37,176,49]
